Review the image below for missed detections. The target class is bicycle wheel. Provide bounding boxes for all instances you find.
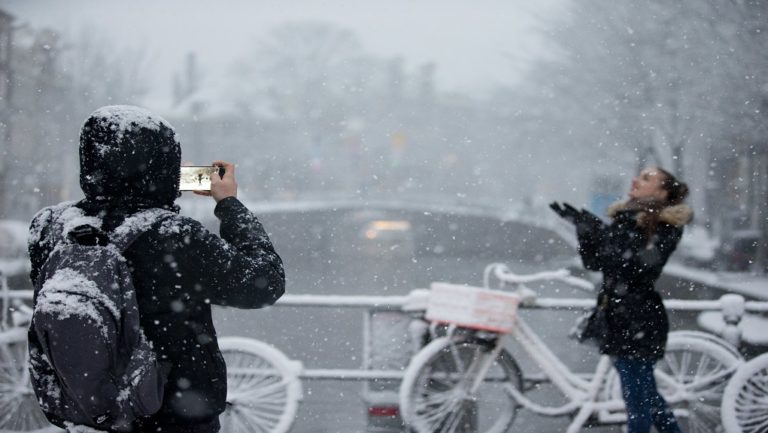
[399,335,522,433]
[668,330,743,362]
[218,337,303,433]
[603,334,740,433]
[0,327,55,433]
[722,352,768,433]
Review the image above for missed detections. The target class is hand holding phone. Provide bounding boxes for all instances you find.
[208,161,237,202]
[182,161,236,202]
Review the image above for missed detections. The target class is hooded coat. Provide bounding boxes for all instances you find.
[28,106,285,433]
[576,201,692,360]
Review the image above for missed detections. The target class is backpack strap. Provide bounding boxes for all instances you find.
[110,209,177,253]
[68,225,110,246]
[48,202,97,247]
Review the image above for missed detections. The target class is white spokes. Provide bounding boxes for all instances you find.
[448,342,469,374]
[219,337,302,433]
[0,332,52,433]
[227,402,283,432]
[724,357,768,433]
[400,336,522,433]
[229,378,289,400]
[662,349,732,391]
[658,335,741,433]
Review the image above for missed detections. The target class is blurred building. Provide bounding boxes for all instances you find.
[707,115,768,272]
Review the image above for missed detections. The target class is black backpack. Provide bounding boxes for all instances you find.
[28,206,174,431]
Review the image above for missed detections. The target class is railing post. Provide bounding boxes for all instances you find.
[403,289,430,354]
[0,270,9,330]
[719,294,746,347]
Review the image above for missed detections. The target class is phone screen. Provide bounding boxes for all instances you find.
[180,166,220,191]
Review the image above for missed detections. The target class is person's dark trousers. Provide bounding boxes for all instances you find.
[613,357,682,433]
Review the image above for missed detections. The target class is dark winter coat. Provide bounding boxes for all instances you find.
[576,201,692,360]
[28,106,285,433]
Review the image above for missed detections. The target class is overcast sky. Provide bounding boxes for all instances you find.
[1,0,567,101]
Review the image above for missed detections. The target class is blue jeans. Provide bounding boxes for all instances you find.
[613,357,682,433]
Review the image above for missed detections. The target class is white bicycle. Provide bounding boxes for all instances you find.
[399,264,743,433]
[722,352,768,433]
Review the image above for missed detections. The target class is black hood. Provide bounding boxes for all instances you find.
[79,105,181,209]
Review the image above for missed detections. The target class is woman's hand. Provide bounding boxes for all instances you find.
[549,202,581,223]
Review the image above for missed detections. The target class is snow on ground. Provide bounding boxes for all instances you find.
[665,262,768,301]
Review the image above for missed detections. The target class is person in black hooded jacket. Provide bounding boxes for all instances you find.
[551,167,691,433]
[28,105,285,433]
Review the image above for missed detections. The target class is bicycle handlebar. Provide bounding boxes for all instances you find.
[483,263,594,292]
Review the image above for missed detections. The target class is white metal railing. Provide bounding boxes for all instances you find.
[5,287,767,316]
[4,285,768,380]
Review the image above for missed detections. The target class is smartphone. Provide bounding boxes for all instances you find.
[179,166,225,191]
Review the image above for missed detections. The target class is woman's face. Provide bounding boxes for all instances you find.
[629,167,669,202]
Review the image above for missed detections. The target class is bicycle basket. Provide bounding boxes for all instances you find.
[426,282,520,334]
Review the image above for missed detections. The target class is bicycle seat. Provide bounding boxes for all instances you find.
[516,286,538,306]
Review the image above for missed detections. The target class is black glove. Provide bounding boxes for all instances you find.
[549,202,581,223]
[577,208,604,230]
[551,202,606,238]
[575,208,607,239]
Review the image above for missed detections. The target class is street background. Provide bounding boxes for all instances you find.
[0,1,766,432]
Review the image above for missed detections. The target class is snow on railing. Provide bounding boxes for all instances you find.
[2,278,766,385]
[5,286,768,313]
[4,286,767,347]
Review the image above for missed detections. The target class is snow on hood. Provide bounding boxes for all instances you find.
[80,105,182,208]
[87,105,171,142]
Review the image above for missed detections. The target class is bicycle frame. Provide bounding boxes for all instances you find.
[507,317,629,430]
[479,265,628,429]
[441,313,626,433]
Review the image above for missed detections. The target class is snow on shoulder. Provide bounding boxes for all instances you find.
[111,208,177,243]
[59,206,102,238]
[28,201,80,248]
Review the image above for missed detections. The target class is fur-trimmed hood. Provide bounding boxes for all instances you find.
[607,200,693,228]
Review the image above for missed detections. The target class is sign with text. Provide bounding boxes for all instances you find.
[426,282,520,334]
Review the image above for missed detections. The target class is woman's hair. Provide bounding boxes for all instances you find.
[656,167,689,206]
[629,167,689,241]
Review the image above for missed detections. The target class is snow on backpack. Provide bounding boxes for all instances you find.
[28,206,174,431]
